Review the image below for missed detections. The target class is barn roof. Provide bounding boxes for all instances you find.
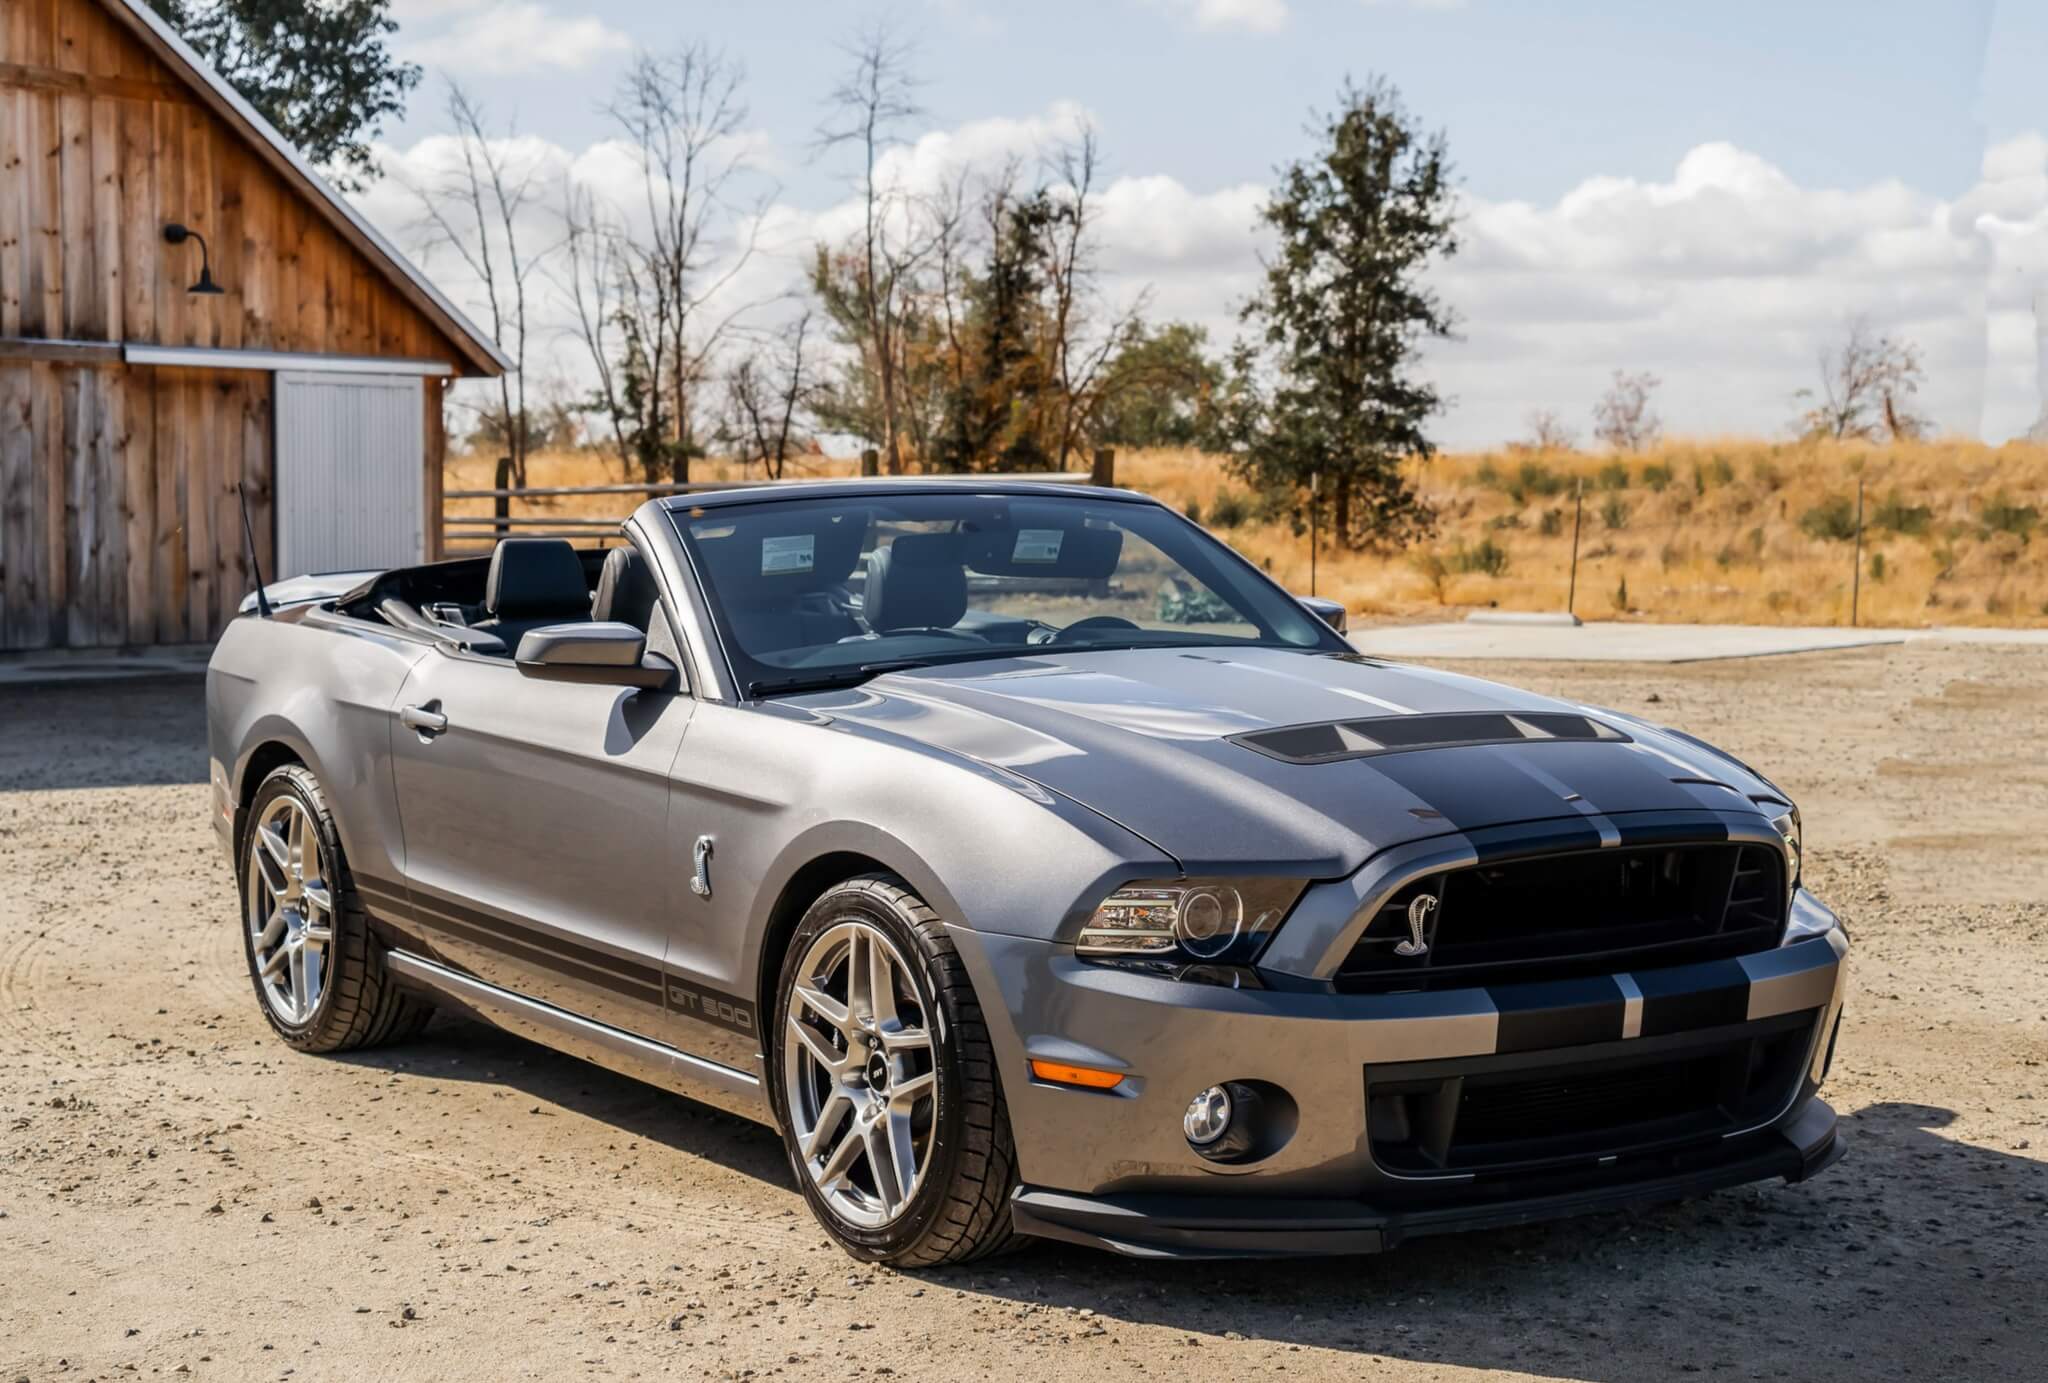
[100,0,512,377]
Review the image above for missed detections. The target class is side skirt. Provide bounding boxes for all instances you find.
[387,950,777,1127]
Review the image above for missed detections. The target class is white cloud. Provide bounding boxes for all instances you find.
[395,0,630,77]
[358,107,2048,448]
[1148,0,1290,34]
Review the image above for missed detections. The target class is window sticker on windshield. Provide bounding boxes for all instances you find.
[761,534,815,575]
[1012,528,1064,564]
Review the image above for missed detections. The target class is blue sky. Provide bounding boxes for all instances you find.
[370,0,2048,445]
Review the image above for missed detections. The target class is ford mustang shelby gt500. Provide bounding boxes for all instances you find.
[207,480,1847,1265]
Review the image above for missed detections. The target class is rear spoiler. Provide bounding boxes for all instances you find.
[237,571,382,615]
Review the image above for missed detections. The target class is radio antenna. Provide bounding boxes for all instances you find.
[237,483,272,618]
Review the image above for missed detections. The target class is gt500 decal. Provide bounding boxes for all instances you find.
[667,981,756,1035]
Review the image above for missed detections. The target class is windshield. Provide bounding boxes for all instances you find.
[666,491,1344,694]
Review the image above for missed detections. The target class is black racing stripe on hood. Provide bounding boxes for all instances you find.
[1361,743,1619,836]
[1613,814,1732,848]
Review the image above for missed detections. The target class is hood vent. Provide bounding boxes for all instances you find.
[1230,711,1629,766]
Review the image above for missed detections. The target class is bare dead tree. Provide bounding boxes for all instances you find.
[565,44,768,485]
[1042,123,1148,468]
[398,81,548,483]
[817,24,931,473]
[1592,369,1663,452]
[1795,319,1928,441]
[721,310,824,479]
[1522,408,1578,452]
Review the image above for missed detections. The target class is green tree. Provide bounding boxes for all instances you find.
[1094,321,1224,449]
[149,0,419,192]
[1217,76,1457,549]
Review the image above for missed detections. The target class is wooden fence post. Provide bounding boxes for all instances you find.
[1091,447,1115,487]
[860,448,880,477]
[493,456,512,538]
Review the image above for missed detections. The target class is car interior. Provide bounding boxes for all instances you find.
[338,539,666,661]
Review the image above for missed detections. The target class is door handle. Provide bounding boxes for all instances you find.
[401,702,448,736]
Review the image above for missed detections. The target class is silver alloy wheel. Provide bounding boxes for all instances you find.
[782,919,938,1229]
[245,794,334,1026]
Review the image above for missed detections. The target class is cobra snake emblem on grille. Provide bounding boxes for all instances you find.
[1395,893,1437,958]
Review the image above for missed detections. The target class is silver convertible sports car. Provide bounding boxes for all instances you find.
[207,480,1849,1265]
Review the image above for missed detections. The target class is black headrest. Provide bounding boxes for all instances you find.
[593,547,660,631]
[486,539,590,620]
[863,534,966,632]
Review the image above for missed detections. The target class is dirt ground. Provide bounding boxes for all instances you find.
[2,643,2044,1383]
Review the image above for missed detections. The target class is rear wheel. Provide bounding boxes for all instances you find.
[240,764,432,1053]
[771,875,1018,1266]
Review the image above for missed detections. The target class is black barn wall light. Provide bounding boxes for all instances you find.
[162,223,225,295]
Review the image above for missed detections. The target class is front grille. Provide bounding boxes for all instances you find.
[1337,842,1786,993]
[1368,1013,1814,1175]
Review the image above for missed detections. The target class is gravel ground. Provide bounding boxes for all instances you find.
[2,643,2044,1383]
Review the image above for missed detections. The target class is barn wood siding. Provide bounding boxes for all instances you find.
[0,360,271,650]
[0,0,464,362]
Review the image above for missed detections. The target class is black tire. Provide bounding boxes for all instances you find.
[238,764,433,1053]
[769,874,1019,1267]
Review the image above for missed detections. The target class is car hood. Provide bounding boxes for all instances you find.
[798,645,1783,875]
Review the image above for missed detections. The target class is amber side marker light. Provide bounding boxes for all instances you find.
[1029,1059,1125,1090]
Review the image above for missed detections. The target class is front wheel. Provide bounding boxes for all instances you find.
[240,764,432,1053]
[770,875,1018,1266]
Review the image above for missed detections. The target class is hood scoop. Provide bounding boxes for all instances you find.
[1230,710,1629,766]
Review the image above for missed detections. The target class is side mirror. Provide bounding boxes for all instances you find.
[1298,595,1348,634]
[515,621,676,690]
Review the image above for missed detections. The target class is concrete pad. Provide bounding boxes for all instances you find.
[1464,610,1582,627]
[1352,621,1910,663]
[0,644,212,688]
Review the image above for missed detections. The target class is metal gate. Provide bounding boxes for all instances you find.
[274,372,424,578]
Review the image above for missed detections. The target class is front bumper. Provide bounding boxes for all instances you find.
[950,896,1849,1256]
[1012,1096,1844,1259]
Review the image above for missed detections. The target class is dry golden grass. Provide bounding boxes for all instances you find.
[447,437,2048,628]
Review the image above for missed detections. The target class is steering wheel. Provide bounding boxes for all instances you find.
[1051,616,1141,644]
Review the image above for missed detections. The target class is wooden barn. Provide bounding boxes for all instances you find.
[0,0,507,653]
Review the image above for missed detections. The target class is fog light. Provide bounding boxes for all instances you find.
[1183,1085,1233,1146]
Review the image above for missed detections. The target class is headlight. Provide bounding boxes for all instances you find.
[1076,877,1306,966]
[1783,887,1840,946]
[1768,805,1802,901]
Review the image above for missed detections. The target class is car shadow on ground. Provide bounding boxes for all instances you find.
[325,999,2048,1383]
[943,1101,2046,1380]
[0,682,209,790]
[331,1012,795,1191]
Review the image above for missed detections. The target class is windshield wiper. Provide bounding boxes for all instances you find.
[747,659,935,698]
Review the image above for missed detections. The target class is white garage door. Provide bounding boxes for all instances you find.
[275,371,425,578]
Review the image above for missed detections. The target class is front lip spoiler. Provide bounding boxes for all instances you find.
[1010,1099,1843,1260]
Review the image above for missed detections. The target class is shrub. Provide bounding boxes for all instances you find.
[1708,454,1735,487]
[1872,491,1932,536]
[1611,575,1630,612]
[1411,550,1450,603]
[1597,460,1630,492]
[1208,489,1251,529]
[1753,458,1784,492]
[1868,551,1887,583]
[1981,492,2040,540]
[1513,459,1568,501]
[1184,498,1203,527]
[1601,496,1630,531]
[1538,507,1564,537]
[1799,495,1859,542]
[1451,537,1511,577]
[1642,462,1673,492]
[1475,459,1502,488]
[1488,512,1523,531]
